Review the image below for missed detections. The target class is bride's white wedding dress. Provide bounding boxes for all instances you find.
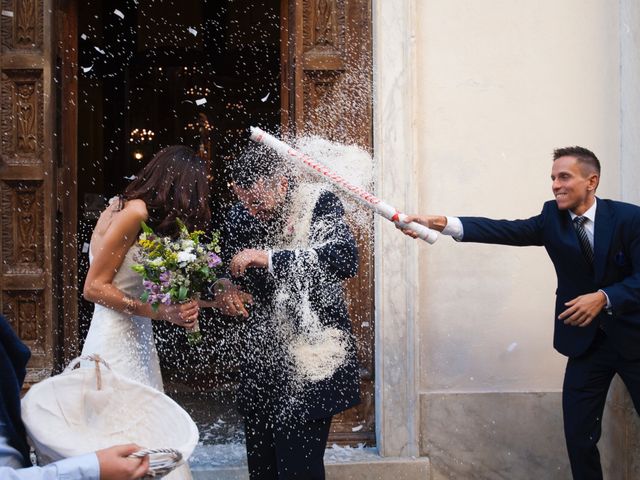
[82,243,193,480]
[82,245,163,390]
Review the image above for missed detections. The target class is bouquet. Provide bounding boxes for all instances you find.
[131,219,222,345]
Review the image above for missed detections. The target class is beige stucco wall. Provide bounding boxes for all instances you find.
[375,0,639,478]
[415,0,620,393]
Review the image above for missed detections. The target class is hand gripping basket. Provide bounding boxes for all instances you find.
[21,355,199,477]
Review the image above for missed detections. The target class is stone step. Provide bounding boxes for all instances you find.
[189,445,430,480]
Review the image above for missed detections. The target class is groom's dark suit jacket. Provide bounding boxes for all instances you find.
[222,189,360,420]
[459,198,640,359]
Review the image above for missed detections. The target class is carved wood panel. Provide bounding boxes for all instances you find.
[1,69,44,164]
[3,290,45,349]
[1,0,44,52]
[303,0,344,55]
[1,0,56,383]
[282,0,374,445]
[1,180,44,274]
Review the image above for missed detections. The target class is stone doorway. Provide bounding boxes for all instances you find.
[58,0,374,449]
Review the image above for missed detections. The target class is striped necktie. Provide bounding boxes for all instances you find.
[573,216,593,265]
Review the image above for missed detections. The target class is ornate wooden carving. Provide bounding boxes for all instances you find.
[0,0,54,383]
[1,70,43,164]
[304,0,344,55]
[302,61,371,146]
[314,0,338,47]
[16,82,37,153]
[1,181,44,274]
[302,70,339,134]
[3,290,44,350]
[1,0,43,51]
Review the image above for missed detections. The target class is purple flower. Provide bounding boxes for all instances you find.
[143,280,161,294]
[161,293,172,305]
[207,252,222,268]
[159,271,171,285]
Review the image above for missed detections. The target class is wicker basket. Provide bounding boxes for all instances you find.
[21,355,198,477]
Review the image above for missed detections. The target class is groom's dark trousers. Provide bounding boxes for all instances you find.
[460,198,640,480]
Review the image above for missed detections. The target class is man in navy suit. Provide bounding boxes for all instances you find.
[400,146,640,480]
[214,143,360,480]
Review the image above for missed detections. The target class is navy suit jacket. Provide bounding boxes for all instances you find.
[222,190,361,420]
[0,315,31,467]
[460,198,640,359]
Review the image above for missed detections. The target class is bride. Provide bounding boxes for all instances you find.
[81,145,211,479]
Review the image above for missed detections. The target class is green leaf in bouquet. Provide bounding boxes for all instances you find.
[131,264,145,274]
[186,330,202,346]
[140,290,150,303]
[178,285,188,301]
[176,218,189,236]
[140,221,154,235]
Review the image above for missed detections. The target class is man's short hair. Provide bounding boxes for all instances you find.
[229,142,286,189]
[553,146,601,175]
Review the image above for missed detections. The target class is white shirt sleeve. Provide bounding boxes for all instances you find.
[442,216,464,240]
[267,249,274,275]
[598,289,613,313]
[0,435,100,480]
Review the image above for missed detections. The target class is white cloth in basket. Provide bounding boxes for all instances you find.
[21,357,198,476]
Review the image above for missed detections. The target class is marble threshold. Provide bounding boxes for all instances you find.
[189,444,431,480]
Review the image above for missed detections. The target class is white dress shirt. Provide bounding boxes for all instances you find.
[0,430,100,480]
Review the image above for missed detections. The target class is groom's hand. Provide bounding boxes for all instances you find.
[213,278,253,317]
[97,444,149,480]
[230,249,268,277]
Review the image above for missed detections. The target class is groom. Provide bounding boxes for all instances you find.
[217,142,360,479]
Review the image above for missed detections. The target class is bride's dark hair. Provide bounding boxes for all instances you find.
[123,145,211,237]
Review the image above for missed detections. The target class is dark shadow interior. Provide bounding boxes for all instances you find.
[77,0,281,444]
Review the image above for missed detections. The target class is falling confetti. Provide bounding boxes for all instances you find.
[188,27,198,36]
[195,98,207,106]
[1,10,13,17]
[261,92,270,102]
[113,9,124,19]
[82,65,93,73]
[507,342,518,352]
[94,46,105,55]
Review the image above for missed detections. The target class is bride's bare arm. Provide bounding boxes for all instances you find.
[83,200,198,327]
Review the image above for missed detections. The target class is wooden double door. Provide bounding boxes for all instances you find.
[0,0,373,445]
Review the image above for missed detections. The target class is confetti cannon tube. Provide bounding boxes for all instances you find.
[249,127,438,244]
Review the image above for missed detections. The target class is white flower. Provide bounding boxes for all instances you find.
[177,251,197,264]
[149,257,164,267]
[181,240,195,252]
